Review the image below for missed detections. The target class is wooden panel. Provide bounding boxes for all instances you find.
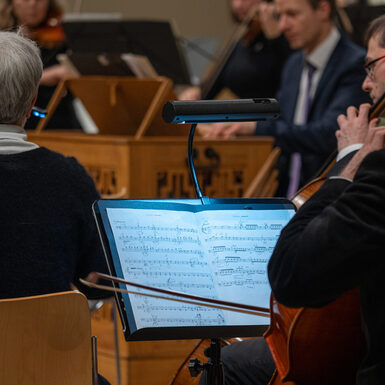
[28,132,274,199]
[128,137,273,198]
[243,147,281,198]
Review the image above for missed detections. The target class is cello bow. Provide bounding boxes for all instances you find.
[82,272,270,317]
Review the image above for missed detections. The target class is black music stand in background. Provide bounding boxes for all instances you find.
[93,99,293,385]
[62,20,190,84]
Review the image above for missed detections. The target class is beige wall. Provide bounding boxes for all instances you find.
[61,0,235,43]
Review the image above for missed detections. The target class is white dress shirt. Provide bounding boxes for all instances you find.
[294,27,341,125]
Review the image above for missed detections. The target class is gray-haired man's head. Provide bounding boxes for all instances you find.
[0,31,43,125]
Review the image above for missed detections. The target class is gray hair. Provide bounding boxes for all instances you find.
[0,30,43,124]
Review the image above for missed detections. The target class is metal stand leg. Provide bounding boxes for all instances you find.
[112,303,122,385]
[91,336,99,385]
[189,338,225,385]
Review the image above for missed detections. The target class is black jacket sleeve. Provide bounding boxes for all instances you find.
[268,149,385,307]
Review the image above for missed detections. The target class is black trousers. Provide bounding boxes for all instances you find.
[198,338,275,385]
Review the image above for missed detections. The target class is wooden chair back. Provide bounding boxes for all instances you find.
[0,291,93,385]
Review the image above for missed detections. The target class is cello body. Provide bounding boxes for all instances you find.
[265,290,365,385]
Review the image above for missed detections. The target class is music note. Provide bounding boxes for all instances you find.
[105,206,294,328]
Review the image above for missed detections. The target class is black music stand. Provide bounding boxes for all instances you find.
[94,197,295,384]
[93,98,293,385]
[62,19,190,84]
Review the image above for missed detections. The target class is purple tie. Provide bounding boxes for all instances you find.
[286,62,316,198]
[303,62,316,121]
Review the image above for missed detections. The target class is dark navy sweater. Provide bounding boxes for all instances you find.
[0,147,108,299]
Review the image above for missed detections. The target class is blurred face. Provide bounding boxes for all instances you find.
[362,35,385,104]
[275,0,331,53]
[12,0,50,28]
[231,0,260,22]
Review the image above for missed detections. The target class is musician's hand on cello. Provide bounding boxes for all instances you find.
[336,103,372,151]
[340,117,383,180]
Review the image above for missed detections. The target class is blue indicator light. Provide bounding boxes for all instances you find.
[32,107,47,119]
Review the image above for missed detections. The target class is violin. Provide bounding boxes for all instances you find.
[200,2,263,99]
[31,16,65,49]
[264,92,385,385]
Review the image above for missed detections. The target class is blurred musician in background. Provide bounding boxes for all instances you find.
[179,0,292,100]
[204,0,370,198]
[0,0,80,130]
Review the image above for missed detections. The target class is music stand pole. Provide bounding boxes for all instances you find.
[189,338,225,385]
[187,122,224,384]
[205,338,225,385]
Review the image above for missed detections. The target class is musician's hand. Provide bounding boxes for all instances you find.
[340,118,382,179]
[336,103,372,151]
[85,272,100,283]
[178,86,202,101]
[202,121,256,139]
[259,1,281,39]
[40,64,69,86]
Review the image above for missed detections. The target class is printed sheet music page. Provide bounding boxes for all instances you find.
[106,206,294,331]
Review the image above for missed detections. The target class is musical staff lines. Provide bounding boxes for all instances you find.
[139,313,226,327]
[114,223,199,234]
[201,222,284,234]
[106,207,294,329]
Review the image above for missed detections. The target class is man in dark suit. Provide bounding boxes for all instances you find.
[268,14,385,385]
[204,0,370,197]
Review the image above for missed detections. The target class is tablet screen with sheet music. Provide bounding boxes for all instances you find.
[94,198,295,341]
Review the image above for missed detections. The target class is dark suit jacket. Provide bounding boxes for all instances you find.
[256,35,371,195]
[268,149,385,384]
[207,34,291,99]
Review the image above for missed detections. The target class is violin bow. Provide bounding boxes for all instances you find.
[80,272,270,318]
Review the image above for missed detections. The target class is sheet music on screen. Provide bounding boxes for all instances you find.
[105,203,295,332]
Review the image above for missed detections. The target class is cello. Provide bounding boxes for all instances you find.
[264,92,385,385]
